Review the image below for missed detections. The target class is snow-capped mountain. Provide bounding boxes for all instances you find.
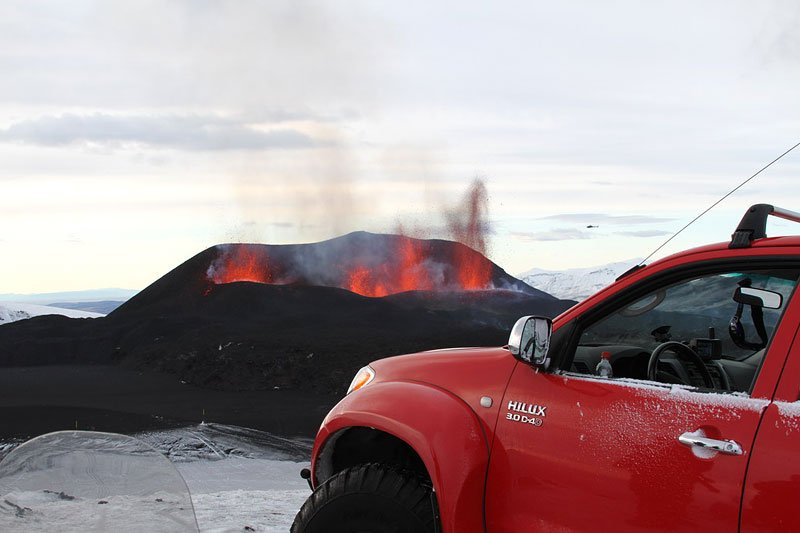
[518,258,642,301]
[0,302,104,325]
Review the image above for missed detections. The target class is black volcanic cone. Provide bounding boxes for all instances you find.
[0,233,575,394]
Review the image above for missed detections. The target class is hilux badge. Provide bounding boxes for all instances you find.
[505,400,546,426]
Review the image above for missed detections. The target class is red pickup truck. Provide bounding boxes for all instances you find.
[292,204,800,532]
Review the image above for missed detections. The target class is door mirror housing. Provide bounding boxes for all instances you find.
[508,315,552,367]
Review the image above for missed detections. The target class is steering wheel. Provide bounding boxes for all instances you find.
[647,341,715,388]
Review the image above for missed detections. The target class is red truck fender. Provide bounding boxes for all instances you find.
[312,380,489,533]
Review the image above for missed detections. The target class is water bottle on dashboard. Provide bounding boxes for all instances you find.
[595,351,613,378]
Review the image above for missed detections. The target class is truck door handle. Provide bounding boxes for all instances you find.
[678,432,743,455]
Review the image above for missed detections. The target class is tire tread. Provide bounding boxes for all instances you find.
[291,463,436,533]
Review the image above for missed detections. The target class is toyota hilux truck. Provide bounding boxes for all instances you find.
[292,204,800,533]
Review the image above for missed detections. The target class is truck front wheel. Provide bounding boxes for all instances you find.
[291,463,439,533]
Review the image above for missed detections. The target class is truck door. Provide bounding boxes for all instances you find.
[486,263,800,532]
[741,313,800,531]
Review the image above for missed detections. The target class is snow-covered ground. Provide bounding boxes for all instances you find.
[519,258,641,301]
[180,458,309,532]
[0,458,309,532]
[142,424,313,531]
[0,424,313,532]
[0,302,104,325]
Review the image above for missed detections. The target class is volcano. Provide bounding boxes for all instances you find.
[0,233,575,434]
[111,231,536,317]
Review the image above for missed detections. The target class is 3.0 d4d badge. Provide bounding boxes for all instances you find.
[505,400,546,427]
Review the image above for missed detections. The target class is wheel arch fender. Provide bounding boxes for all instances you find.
[312,380,488,533]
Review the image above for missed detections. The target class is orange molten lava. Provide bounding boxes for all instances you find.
[344,239,437,297]
[398,238,434,292]
[347,265,390,297]
[212,246,273,284]
[453,244,493,290]
[209,236,494,297]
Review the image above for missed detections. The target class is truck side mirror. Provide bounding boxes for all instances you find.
[508,315,552,367]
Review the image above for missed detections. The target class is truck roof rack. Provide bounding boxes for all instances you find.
[730,204,800,249]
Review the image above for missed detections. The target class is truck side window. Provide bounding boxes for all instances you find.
[569,268,800,394]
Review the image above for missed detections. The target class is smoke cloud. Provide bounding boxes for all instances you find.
[444,178,490,255]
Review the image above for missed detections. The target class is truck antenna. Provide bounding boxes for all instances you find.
[638,140,800,266]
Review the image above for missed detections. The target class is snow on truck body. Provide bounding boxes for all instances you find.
[293,204,800,532]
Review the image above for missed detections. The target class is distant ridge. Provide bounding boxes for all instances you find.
[0,288,138,304]
[49,301,126,314]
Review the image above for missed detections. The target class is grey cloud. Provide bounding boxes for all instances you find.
[614,230,672,238]
[512,228,593,242]
[0,113,321,151]
[537,213,675,225]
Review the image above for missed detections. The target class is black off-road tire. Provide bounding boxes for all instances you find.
[291,463,438,533]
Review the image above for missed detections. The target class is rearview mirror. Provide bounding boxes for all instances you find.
[734,286,782,309]
[508,315,552,367]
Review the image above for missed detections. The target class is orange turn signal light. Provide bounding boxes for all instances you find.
[347,366,375,395]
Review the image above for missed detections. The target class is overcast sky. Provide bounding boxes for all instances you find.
[1,0,799,293]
